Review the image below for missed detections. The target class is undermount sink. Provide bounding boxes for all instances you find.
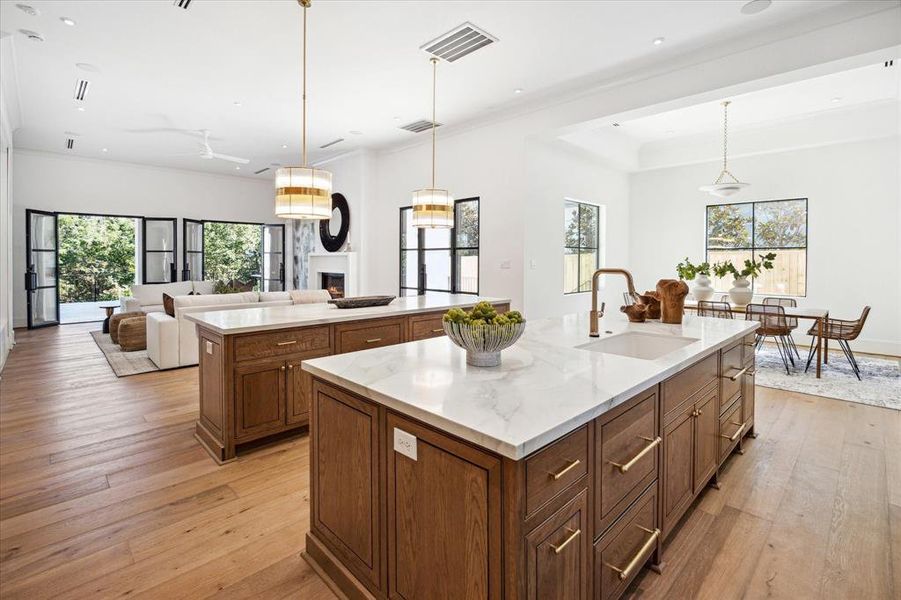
[576,331,699,360]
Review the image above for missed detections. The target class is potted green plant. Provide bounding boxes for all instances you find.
[713,252,776,306]
[676,258,714,301]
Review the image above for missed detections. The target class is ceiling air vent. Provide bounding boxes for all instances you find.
[65,138,75,150]
[319,138,344,149]
[885,59,895,68]
[399,119,442,134]
[173,0,192,9]
[253,167,270,175]
[421,22,497,63]
[73,79,89,101]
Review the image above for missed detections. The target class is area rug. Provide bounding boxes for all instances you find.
[754,345,901,410]
[90,330,159,377]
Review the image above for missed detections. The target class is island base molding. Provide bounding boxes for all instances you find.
[305,332,757,600]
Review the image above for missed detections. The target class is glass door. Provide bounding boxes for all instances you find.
[25,209,60,328]
[182,219,204,281]
[262,224,285,291]
[142,217,177,283]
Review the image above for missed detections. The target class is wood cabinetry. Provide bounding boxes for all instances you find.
[525,488,589,600]
[335,318,406,354]
[234,360,286,440]
[594,484,658,600]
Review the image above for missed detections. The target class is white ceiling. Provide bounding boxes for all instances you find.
[0,0,894,178]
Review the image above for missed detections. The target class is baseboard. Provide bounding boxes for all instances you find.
[303,532,376,600]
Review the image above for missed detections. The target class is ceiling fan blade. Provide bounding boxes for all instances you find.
[210,152,250,164]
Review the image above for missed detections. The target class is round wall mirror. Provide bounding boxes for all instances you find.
[319,192,350,252]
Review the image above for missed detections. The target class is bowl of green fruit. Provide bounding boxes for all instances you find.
[442,302,526,367]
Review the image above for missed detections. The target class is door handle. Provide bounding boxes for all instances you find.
[604,526,660,580]
[608,436,661,473]
[550,528,581,554]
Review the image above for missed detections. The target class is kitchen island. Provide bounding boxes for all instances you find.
[301,312,759,600]
[185,294,509,462]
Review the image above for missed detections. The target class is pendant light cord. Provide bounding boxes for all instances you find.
[722,100,729,172]
[302,1,308,167]
[431,58,438,189]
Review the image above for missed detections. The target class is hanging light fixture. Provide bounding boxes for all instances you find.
[699,100,749,198]
[275,0,332,220]
[412,58,453,228]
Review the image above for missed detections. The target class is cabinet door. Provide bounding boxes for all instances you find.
[286,350,330,425]
[692,389,719,496]
[661,400,694,536]
[742,369,756,430]
[234,361,285,440]
[525,488,588,600]
[387,413,502,600]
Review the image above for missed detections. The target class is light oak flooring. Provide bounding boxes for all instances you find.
[0,323,898,599]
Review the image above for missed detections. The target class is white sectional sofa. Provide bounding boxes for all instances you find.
[120,280,216,313]
[146,289,332,369]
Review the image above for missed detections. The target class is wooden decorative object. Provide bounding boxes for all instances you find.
[328,295,395,309]
[620,303,647,323]
[639,292,661,320]
[109,311,144,344]
[656,279,688,324]
[118,316,147,351]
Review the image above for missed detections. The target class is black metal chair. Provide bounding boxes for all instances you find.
[746,303,795,375]
[697,300,734,319]
[805,306,871,381]
[763,297,800,359]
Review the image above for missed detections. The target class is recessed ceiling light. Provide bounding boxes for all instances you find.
[18,29,44,42]
[233,101,242,107]
[281,144,288,149]
[101,148,108,153]
[653,37,665,46]
[513,88,523,94]
[15,4,39,16]
[235,166,241,170]
[666,129,675,134]
[76,63,101,73]
[741,0,772,15]
[60,17,76,26]
[393,116,401,121]
[76,106,85,112]
[349,130,362,135]
[831,97,842,103]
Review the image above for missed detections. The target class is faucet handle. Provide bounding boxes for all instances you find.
[600,302,606,315]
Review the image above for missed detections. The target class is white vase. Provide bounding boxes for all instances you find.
[692,274,714,302]
[728,277,753,306]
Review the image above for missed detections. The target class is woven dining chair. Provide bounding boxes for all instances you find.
[805,306,871,381]
[745,303,794,375]
[697,300,734,319]
[763,297,800,359]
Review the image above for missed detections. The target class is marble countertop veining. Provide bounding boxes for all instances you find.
[184,293,510,334]
[302,313,759,460]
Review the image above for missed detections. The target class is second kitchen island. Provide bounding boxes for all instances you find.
[300,312,759,600]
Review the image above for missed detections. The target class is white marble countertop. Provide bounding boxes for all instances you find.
[184,293,510,334]
[302,313,759,460]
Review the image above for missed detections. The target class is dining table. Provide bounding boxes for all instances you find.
[684,301,830,378]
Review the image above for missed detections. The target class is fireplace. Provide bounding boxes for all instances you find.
[321,272,345,299]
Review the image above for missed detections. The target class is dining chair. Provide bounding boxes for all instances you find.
[745,303,794,375]
[697,300,733,319]
[763,297,800,359]
[805,306,871,381]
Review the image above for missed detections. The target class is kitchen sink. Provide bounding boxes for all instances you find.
[576,331,699,360]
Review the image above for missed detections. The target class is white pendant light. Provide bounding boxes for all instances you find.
[699,100,749,198]
[275,0,332,220]
[412,58,453,229]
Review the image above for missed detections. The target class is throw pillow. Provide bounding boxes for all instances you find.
[162,293,175,317]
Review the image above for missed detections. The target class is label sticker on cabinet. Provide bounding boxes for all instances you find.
[393,428,417,461]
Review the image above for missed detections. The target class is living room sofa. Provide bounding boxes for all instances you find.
[120,280,216,314]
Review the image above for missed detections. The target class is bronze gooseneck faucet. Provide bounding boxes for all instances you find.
[589,268,641,337]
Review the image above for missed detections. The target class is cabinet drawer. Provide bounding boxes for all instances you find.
[525,488,589,600]
[335,318,405,354]
[234,326,330,362]
[525,425,589,518]
[720,341,743,402]
[594,484,658,600]
[719,397,744,464]
[409,312,446,341]
[661,353,717,420]
[596,389,658,536]
[743,332,757,363]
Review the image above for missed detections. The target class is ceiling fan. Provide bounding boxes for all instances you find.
[192,129,249,164]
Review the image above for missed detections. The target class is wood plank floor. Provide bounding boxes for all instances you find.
[1,323,898,599]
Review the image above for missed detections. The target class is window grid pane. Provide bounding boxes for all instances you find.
[564,200,600,294]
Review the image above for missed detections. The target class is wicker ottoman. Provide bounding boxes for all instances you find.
[118,316,147,352]
[109,311,144,344]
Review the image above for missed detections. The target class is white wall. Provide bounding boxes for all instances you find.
[0,83,13,368]
[629,137,901,355]
[11,150,281,328]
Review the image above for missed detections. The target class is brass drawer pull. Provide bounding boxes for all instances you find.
[276,340,297,346]
[280,366,286,372]
[725,366,748,381]
[431,328,444,333]
[609,436,661,474]
[288,364,294,370]
[721,422,744,442]
[365,338,383,344]
[692,409,704,418]
[549,459,581,481]
[605,526,660,581]
[550,528,581,554]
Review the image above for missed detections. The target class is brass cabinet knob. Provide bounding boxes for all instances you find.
[280,366,286,371]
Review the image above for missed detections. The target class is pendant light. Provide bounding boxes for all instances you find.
[275,0,332,220]
[699,100,749,198]
[412,58,453,228]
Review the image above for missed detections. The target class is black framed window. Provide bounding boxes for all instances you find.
[200,220,285,291]
[182,219,204,281]
[142,217,177,284]
[705,198,808,296]
[563,200,600,294]
[399,198,479,296]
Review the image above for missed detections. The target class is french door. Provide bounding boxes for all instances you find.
[25,209,60,328]
[142,217,177,283]
[182,219,204,281]
[262,224,285,291]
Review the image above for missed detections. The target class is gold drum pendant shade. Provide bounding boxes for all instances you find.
[412,58,453,229]
[275,0,332,220]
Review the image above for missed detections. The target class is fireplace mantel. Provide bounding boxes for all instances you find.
[308,252,358,297]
